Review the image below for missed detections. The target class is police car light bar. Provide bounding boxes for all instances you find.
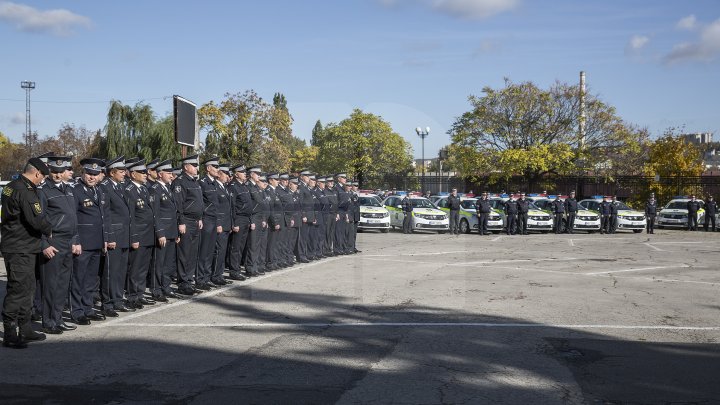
[591,195,605,199]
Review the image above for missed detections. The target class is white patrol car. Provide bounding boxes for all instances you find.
[656,198,705,229]
[435,196,503,233]
[382,195,449,233]
[490,196,554,233]
[531,196,601,233]
[357,193,391,233]
[579,197,646,233]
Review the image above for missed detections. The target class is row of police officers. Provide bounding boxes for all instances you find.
[1,153,361,349]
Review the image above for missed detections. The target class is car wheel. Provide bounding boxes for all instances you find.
[381,228,389,233]
[633,229,642,233]
[460,219,470,234]
[438,231,447,234]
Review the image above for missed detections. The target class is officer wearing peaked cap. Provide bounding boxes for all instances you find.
[124,160,156,309]
[123,157,140,185]
[211,163,233,286]
[2,157,53,348]
[149,160,179,301]
[296,170,316,262]
[334,173,350,255]
[171,154,204,295]
[98,157,133,316]
[38,156,80,334]
[276,173,295,267]
[264,173,283,270]
[244,166,267,276]
[70,158,107,323]
[323,176,338,256]
[146,158,160,185]
[227,164,251,281]
[308,174,324,259]
[196,156,221,290]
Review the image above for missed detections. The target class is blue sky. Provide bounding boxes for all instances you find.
[1,0,719,159]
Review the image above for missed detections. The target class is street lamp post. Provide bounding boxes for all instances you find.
[415,126,430,193]
[21,80,36,158]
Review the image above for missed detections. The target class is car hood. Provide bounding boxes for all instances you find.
[361,206,388,214]
[617,210,644,217]
[577,209,598,217]
[413,208,445,216]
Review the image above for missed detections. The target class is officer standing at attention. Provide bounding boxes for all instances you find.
[211,163,233,285]
[504,196,518,235]
[99,157,133,315]
[316,177,331,256]
[288,177,303,261]
[344,181,357,253]
[38,156,80,334]
[172,154,203,296]
[447,188,461,235]
[645,194,657,234]
[350,182,362,253]
[551,195,565,234]
[297,170,317,261]
[196,156,221,290]
[599,196,612,234]
[125,160,156,309]
[564,191,579,234]
[704,195,717,232]
[149,160,179,301]
[334,173,349,254]
[244,166,266,276]
[227,165,250,281]
[324,176,338,255]
[516,193,530,235]
[1,158,53,348]
[265,173,283,270]
[276,173,295,267]
[609,196,620,234]
[308,175,323,259]
[475,192,492,235]
[402,194,413,234]
[686,195,701,231]
[146,158,159,186]
[70,158,108,323]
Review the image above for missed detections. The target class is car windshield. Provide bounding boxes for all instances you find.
[665,201,695,210]
[460,200,476,209]
[614,202,632,210]
[411,198,436,209]
[359,196,382,207]
[529,202,542,210]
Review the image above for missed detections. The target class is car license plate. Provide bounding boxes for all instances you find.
[429,221,442,225]
[368,219,381,223]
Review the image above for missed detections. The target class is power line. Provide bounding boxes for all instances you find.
[0,96,171,104]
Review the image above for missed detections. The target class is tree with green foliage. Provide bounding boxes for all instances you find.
[104,101,181,162]
[311,120,324,146]
[314,109,414,186]
[448,79,647,189]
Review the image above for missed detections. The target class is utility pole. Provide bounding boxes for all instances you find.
[579,71,586,148]
[21,80,36,158]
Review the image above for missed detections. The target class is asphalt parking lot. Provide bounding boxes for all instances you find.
[1,228,719,404]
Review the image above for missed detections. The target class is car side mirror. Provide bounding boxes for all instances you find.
[397,205,402,209]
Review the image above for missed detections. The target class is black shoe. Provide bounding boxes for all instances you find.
[139,298,155,306]
[354,249,362,253]
[298,259,310,263]
[153,295,169,303]
[58,323,78,331]
[20,324,47,342]
[87,313,106,321]
[74,316,91,326]
[115,305,136,313]
[127,301,143,310]
[42,326,63,335]
[3,322,28,349]
[102,308,119,318]
[229,273,246,281]
[165,292,180,299]
[31,313,42,322]
[195,283,212,291]
[211,278,227,286]
[177,287,197,296]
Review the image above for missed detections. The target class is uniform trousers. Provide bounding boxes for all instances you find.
[646,215,656,233]
[688,213,698,231]
[506,214,517,235]
[40,240,73,328]
[197,218,218,284]
[2,252,39,323]
[402,213,412,234]
[298,221,310,260]
[553,214,563,234]
[127,245,152,303]
[177,220,200,288]
[228,217,250,275]
[449,210,460,234]
[213,231,230,282]
[245,220,265,274]
[71,249,102,319]
[324,213,336,254]
[287,226,299,263]
[478,213,489,234]
[152,241,177,297]
[103,247,128,310]
[601,215,611,233]
[335,216,347,252]
[266,226,281,268]
[517,213,528,234]
[566,212,576,233]
[704,214,716,232]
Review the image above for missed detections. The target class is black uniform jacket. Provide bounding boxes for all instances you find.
[39,180,78,250]
[150,181,178,240]
[171,172,203,226]
[74,179,105,251]
[216,182,233,231]
[126,182,155,247]
[298,181,317,223]
[0,175,53,253]
[99,178,131,249]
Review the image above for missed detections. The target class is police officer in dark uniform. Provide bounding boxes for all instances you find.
[98,157,133,316]
[227,165,251,280]
[288,177,304,262]
[146,158,160,186]
[599,196,612,234]
[476,192,492,235]
[1,158,53,348]
[149,160,179,301]
[551,195,565,234]
[257,174,272,272]
[315,177,331,256]
[334,173,349,253]
[70,158,107,323]
[297,170,317,261]
[244,166,266,276]
[401,194,413,234]
[171,154,203,296]
[687,195,701,231]
[447,188,461,235]
[504,196,518,235]
[264,173,283,270]
[645,195,657,234]
[704,195,717,232]
[196,156,221,290]
[211,163,233,285]
[516,193,530,235]
[277,174,297,267]
[38,156,80,334]
[122,157,139,185]
[351,182,362,253]
[564,191,578,234]
[324,176,338,255]
[609,196,620,234]
[344,181,356,253]
[125,160,156,309]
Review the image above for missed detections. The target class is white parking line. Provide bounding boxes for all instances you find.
[449,257,580,266]
[585,265,689,275]
[97,257,342,327]
[365,250,469,257]
[644,243,665,252]
[105,322,720,331]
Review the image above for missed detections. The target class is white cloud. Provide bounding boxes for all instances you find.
[628,35,649,51]
[0,1,92,36]
[431,0,519,20]
[664,18,720,64]
[676,14,696,31]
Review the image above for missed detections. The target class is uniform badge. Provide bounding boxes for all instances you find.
[149,195,154,203]
[92,163,98,169]
[33,202,42,214]
[136,199,144,208]
[161,195,168,201]
[2,187,12,197]
[83,199,93,207]
[175,186,182,193]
